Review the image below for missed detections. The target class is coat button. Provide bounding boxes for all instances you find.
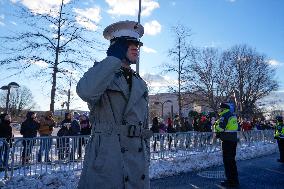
[141,174,145,180]
[125,176,129,182]
[138,147,143,152]
[121,147,126,153]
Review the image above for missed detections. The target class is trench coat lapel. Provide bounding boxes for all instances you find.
[112,72,129,99]
[124,75,146,115]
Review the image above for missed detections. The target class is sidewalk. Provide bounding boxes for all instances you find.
[151,153,284,189]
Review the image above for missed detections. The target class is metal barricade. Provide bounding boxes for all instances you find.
[150,130,275,160]
[150,132,222,160]
[9,135,90,178]
[238,130,275,147]
[0,138,10,179]
[0,130,276,180]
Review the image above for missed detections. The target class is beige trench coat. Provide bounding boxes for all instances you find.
[76,56,151,189]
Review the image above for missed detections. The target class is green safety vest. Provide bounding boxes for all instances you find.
[214,109,238,132]
[274,122,284,138]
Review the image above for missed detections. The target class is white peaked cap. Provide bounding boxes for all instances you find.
[103,20,144,41]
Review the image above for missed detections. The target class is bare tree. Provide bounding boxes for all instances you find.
[0,86,36,116]
[186,48,219,114]
[223,45,278,118]
[142,73,157,95]
[0,0,101,112]
[162,24,195,117]
[186,45,278,118]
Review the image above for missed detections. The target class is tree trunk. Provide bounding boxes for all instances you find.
[50,0,63,113]
[178,37,182,118]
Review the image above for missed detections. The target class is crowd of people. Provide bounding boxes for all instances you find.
[150,113,275,136]
[0,111,92,166]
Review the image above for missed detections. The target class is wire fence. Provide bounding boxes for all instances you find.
[0,130,275,180]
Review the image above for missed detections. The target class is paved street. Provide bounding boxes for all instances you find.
[151,153,284,189]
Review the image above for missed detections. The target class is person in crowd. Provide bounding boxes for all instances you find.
[20,111,40,165]
[0,113,12,144]
[213,102,239,187]
[259,120,266,130]
[265,120,274,130]
[193,115,200,131]
[167,118,176,150]
[199,113,207,132]
[180,117,185,132]
[159,119,167,134]
[79,114,92,135]
[241,118,252,131]
[69,112,81,161]
[78,114,92,159]
[173,115,181,148]
[167,117,172,129]
[76,20,151,188]
[37,111,56,162]
[57,112,72,160]
[70,112,81,136]
[184,117,193,132]
[0,113,12,169]
[173,115,181,132]
[210,116,216,131]
[204,115,212,132]
[158,119,167,150]
[274,115,284,163]
[150,117,159,151]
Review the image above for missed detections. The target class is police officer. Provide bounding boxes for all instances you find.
[76,20,151,189]
[274,115,284,163]
[214,102,239,187]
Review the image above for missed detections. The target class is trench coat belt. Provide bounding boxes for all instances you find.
[118,124,143,138]
[113,124,153,139]
[92,123,153,139]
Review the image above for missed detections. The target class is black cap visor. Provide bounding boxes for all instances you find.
[111,36,143,47]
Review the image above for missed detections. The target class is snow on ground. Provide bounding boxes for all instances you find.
[0,142,278,189]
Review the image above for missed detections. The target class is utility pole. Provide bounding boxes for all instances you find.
[67,73,72,112]
[178,37,182,118]
[136,0,142,74]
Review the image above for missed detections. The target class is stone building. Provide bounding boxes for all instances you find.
[149,92,212,121]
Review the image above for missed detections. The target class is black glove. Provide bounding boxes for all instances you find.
[106,38,128,60]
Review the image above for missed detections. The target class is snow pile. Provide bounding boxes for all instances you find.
[150,143,278,179]
[1,143,278,189]
[2,172,80,189]
[237,143,278,160]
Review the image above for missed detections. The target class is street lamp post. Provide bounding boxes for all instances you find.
[0,82,20,113]
[154,100,173,119]
[136,0,142,74]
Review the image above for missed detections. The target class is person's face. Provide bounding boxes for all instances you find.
[126,43,139,63]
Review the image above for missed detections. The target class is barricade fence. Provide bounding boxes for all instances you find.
[0,130,275,179]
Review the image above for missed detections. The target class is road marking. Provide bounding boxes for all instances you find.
[265,168,284,175]
[215,184,226,189]
[190,184,199,188]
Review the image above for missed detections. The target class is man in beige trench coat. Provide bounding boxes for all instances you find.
[76,20,152,189]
